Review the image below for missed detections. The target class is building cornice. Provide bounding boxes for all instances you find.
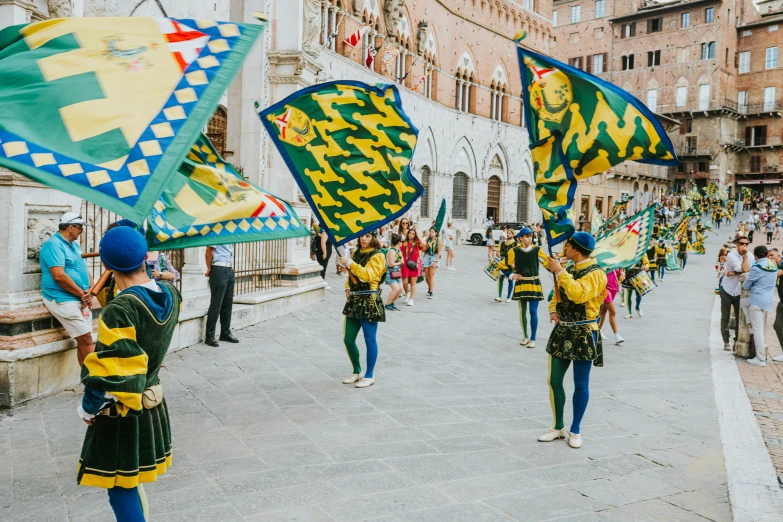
[610,0,720,23]
[737,15,783,30]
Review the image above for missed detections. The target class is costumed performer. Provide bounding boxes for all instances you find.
[339,232,387,388]
[495,229,518,303]
[621,253,649,319]
[496,227,549,347]
[646,241,658,283]
[655,239,672,281]
[677,234,690,269]
[538,232,607,449]
[77,226,181,522]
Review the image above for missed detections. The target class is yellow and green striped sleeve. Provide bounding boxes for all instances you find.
[349,252,387,288]
[497,248,515,271]
[537,249,549,265]
[81,303,148,416]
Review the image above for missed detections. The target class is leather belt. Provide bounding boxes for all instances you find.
[212,262,232,267]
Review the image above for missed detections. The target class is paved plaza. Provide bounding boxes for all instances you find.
[1,241,734,521]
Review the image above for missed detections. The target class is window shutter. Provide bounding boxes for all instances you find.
[629,54,634,68]
[761,125,768,139]
[680,121,686,135]
[745,127,752,145]
[602,52,608,72]
[586,55,592,73]
[631,23,636,36]
[647,19,651,33]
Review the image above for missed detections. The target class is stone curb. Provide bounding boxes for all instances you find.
[709,295,783,521]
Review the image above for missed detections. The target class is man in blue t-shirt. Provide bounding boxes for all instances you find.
[40,212,94,365]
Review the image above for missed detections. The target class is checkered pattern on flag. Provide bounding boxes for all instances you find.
[592,205,656,271]
[0,16,262,223]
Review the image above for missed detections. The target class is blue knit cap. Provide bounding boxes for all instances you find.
[516,227,532,238]
[569,231,596,254]
[99,227,148,273]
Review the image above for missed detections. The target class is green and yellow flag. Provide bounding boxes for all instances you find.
[517,47,677,247]
[592,205,656,271]
[434,198,447,233]
[590,206,604,235]
[606,196,632,226]
[0,16,261,223]
[259,81,421,246]
[146,134,308,250]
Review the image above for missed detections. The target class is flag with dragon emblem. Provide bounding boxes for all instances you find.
[0,16,262,222]
[146,134,308,250]
[592,205,656,271]
[259,81,422,246]
[517,47,678,248]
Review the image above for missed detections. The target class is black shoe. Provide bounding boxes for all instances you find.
[205,337,219,347]
[220,332,240,343]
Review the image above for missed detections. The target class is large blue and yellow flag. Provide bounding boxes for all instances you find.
[592,205,656,271]
[146,134,308,250]
[259,81,421,246]
[517,46,678,247]
[0,17,261,223]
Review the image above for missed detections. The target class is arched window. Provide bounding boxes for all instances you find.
[207,106,227,157]
[517,181,530,221]
[487,175,502,221]
[452,173,469,219]
[420,167,432,218]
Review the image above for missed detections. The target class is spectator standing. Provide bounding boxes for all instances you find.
[204,244,238,347]
[39,212,94,365]
[743,245,778,367]
[443,222,456,270]
[720,237,751,351]
[766,217,776,244]
[314,229,333,280]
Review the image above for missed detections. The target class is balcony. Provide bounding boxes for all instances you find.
[742,135,783,148]
[659,99,783,118]
[677,148,712,157]
[732,99,783,117]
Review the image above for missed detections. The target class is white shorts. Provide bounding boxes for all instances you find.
[43,297,92,338]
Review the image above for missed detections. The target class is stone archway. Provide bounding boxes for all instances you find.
[487,175,502,221]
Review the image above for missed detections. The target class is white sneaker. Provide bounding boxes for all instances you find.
[325,285,331,290]
[747,357,767,367]
[723,342,731,351]
[615,334,625,345]
[520,338,529,346]
[527,340,536,348]
[624,314,633,319]
[342,373,362,384]
[494,297,503,302]
[537,428,567,442]
[772,354,783,362]
[355,378,375,388]
[506,298,512,303]
[407,299,414,307]
[568,433,583,448]
[637,309,643,318]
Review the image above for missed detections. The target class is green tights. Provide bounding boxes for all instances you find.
[547,355,592,434]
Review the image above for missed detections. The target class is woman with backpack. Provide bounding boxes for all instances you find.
[423,227,442,299]
[385,234,404,311]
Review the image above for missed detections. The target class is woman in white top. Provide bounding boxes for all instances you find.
[444,222,456,270]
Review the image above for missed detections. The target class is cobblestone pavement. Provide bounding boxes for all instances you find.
[731,225,783,488]
[1,241,731,521]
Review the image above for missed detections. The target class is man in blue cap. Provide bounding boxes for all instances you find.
[538,231,607,449]
[76,226,181,521]
[496,227,549,347]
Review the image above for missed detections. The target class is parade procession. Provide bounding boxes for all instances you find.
[2,1,783,521]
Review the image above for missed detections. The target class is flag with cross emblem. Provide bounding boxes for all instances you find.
[517,46,678,248]
[592,205,656,271]
[146,134,308,249]
[259,81,422,246]
[0,16,262,223]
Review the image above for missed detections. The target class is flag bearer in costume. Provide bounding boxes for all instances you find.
[339,232,387,389]
[77,227,181,522]
[677,234,690,269]
[495,229,518,303]
[655,239,672,281]
[621,254,649,319]
[538,232,607,449]
[646,242,658,283]
[497,227,548,347]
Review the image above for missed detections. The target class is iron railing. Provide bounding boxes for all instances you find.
[79,201,184,293]
[232,239,287,296]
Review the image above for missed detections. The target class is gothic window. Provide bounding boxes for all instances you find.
[206,106,227,157]
[452,173,469,219]
[420,167,432,218]
[517,182,530,221]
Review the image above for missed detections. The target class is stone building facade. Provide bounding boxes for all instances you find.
[552,0,783,200]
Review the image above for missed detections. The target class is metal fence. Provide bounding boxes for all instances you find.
[79,201,184,293]
[232,239,287,296]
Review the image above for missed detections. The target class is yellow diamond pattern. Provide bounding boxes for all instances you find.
[225,221,238,233]
[212,223,224,234]
[238,220,251,232]
[196,19,217,29]
[155,216,166,228]
[175,88,198,104]
[127,159,150,178]
[156,231,170,242]
[264,217,277,230]
[59,163,83,176]
[164,106,186,120]
[31,153,56,167]
[186,70,208,86]
[200,226,211,236]
[2,141,28,157]
[154,201,165,212]
[208,39,230,53]
[252,218,263,230]
[186,227,199,237]
[140,140,162,157]
[114,180,138,198]
[197,55,220,68]
[172,230,185,239]
[151,123,174,139]
[278,218,290,229]
[86,170,111,187]
[218,24,240,38]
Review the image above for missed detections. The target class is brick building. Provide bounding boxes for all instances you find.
[553,0,783,202]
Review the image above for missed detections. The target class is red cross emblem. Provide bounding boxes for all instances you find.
[274,109,292,139]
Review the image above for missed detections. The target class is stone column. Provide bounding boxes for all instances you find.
[0,0,35,24]
[456,80,464,112]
